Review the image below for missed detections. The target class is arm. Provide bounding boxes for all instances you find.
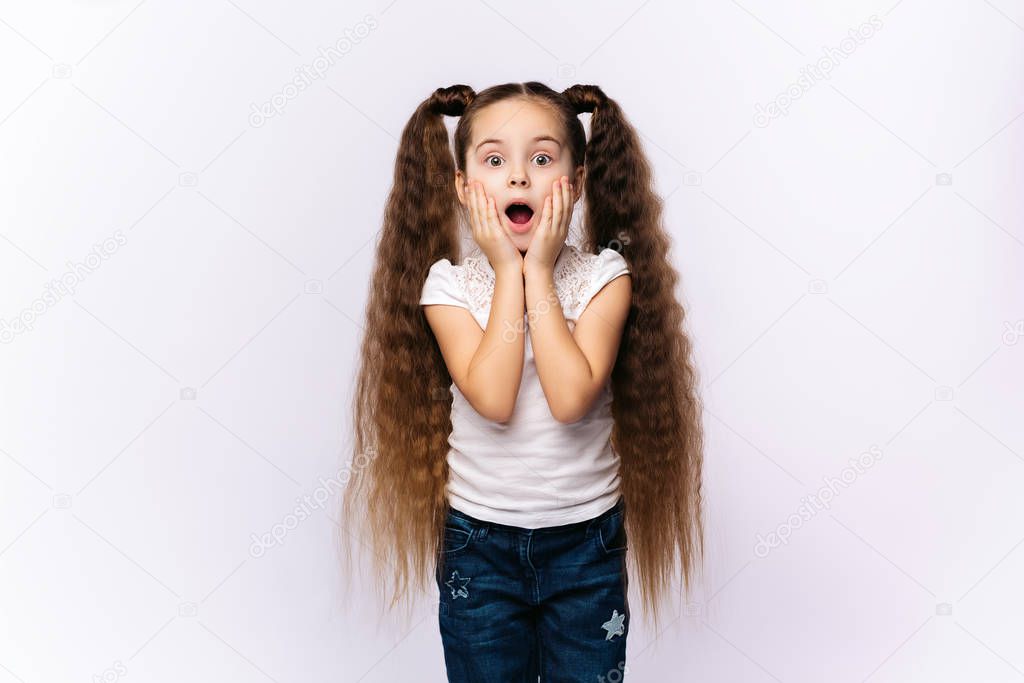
[524,264,632,424]
[423,263,526,423]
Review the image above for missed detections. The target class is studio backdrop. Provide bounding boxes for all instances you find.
[0,0,1021,681]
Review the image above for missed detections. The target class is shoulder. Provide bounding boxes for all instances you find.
[420,258,466,307]
[420,254,496,324]
[557,245,631,317]
[425,257,456,276]
[422,257,457,284]
[584,248,631,310]
[560,244,630,281]
[591,247,630,281]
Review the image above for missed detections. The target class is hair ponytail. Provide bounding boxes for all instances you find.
[429,84,475,116]
[562,83,607,115]
[567,83,707,630]
[339,85,473,626]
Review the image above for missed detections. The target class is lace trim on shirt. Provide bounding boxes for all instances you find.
[452,247,598,317]
[451,255,494,313]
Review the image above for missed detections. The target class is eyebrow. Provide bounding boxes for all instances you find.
[475,135,563,153]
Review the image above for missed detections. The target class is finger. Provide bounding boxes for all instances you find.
[478,185,493,238]
[539,195,552,235]
[551,179,562,234]
[487,197,510,242]
[561,179,569,235]
[561,178,572,235]
[489,197,502,229]
[467,181,481,234]
[474,183,488,236]
[561,178,570,233]
[485,195,498,229]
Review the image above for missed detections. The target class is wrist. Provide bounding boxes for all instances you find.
[522,260,554,280]
[494,262,524,280]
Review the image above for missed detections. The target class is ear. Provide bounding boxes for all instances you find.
[454,171,467,206]
[572,165,585,203]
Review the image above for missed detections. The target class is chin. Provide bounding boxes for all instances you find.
[511,233,533,251]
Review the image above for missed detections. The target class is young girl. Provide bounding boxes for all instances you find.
[340,81,704,681]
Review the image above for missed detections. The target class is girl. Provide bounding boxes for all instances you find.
[340,81,704,681]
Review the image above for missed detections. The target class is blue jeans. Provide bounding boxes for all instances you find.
[435,496,630,682]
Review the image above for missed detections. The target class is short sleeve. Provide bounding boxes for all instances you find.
[579,248,630,312]
[419,259,470,309]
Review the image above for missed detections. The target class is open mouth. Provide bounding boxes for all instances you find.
[504,201,535,226]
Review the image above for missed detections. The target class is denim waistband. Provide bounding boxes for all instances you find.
[446,495,623,536]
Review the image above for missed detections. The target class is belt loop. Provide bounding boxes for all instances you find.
[478,523,489,540]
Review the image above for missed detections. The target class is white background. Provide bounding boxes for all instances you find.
[1,0,1022,681]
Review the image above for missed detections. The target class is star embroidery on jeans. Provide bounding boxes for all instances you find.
[602,609,626,640]
[445,570,471,600]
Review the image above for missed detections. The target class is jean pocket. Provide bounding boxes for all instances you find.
[442,510,476,555]
[443,526,472,554]
[598,510,628,555]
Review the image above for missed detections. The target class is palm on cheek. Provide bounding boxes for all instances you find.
[524,176,574,273]
[464,179,522,270]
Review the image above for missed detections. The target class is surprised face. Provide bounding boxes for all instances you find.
[456,98,584,253]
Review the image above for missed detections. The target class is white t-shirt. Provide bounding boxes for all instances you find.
[419,243,630,528]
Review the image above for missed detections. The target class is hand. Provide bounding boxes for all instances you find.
[465,179,523,272]
[523,176,573,275]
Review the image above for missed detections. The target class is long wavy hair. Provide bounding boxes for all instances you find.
[339,81,705,631]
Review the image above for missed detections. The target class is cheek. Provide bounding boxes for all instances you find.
[485,183,510,206]
[543,164,573,184]
[463,174,501,200]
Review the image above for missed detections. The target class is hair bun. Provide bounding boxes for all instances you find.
[562,84,607,114]
[429,85,475,116]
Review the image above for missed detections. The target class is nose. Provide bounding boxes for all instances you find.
[507,168,529,188]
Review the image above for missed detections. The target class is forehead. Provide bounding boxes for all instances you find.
[471,98,563,146]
